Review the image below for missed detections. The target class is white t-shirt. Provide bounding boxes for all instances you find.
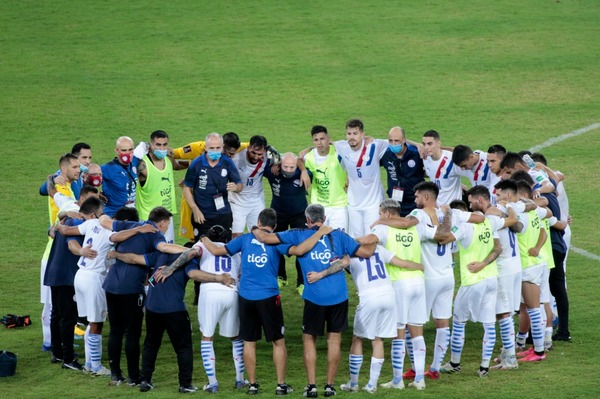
[193,242,240,293]
[334,139,387,209]
[349,245,395,297]
[77,219,115,273]
[424,150,463,206]
[229,150,269,206]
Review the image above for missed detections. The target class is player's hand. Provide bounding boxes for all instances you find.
[137,224,159,234]
[226,182,238,192]
[300,169,311,190]
[532,189,541,199]
[306,271,323,284]
[271,163,281,175]
[467,261,485,273]
[80,244,98,259]
[364,136,374,145]
[154,266,171,283]
[54,174,69,186]
[370,218,387,229]
[485,206,503,217]
[298,147,311,160]
[528,248,540,257]
[193,208,205,225]
[317,224,334,236]
[178,178,185,188]
[219,273,236,287]
[107,250,117,260]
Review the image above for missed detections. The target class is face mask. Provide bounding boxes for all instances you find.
[86,175,103,187]
[281,170,295,179]
[207,151,222,161]
[119,153,133,164]
[79,163,89,173]
[153,149,168,159]
[389,144,403,154]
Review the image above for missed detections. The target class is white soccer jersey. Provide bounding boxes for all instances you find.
[423,150,463,206]
[349,245,395,297]
[461,151,497,190]
[229,149,269,206]
[334,139,387,209]
[76,219,115,273]
[528,168,551,189]
[193,242,240,293]
[556,179,569,222]
[487,214,521,276]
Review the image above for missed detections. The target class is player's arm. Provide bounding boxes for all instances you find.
[355,233,379,246]
[354,242,377,258]
[56,224,83,236]
[183,185,205,225]
[306,255,350,284]
[288,225,333,256]
[110,224,159,243]
[137,159,148,185]
[251,227,282,244]
[107,251,147,266]
[467,238,502,273]
[388,256,424,271]
[68,240,98,259]
[188,270,236,287]
[433,206,454,243]
[500,206,519,228]
[528,226,547,257]
[296,157,311,189]
[157,242,188,254]
[370,215,418,230]
[153,248,200,282]
[199,236,229,256]
[548,216,567,231]
[467,212,485,224]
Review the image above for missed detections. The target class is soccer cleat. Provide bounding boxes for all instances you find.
[518,352,546,362]
[180,385,199,393]
[139,380,155,392]
[236,379,250,389]
[276,383,294,395]
[324,384,336,397]
[92,366,111,377]
[62,360,83,371]
[477,367,489,378]
[340,381,359,392]
[492,359,519,370]
[424,369,440,380]
[516,348,534,358]
[110,374,126,386]
[553,334,571,342]
[247,383,260,395]
[440,362,461,374]
[402,368,416,380]
[127,378,141,387]
[362,384,377,394]
[297,284,305,296]
[379,380,404,389]
[303,384,318,398]
[203,382,219,393]
[50,355,63,364]
[544,340,553,351]
[408,379,426,390]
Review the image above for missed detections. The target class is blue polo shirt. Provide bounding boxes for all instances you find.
[184,154,241,219]
[44,218,84,286]
[103,220,166,295]
[264,167,307,216]
[225,233,290,301]
[380,144,425,217]
[542,190,567,254]
[143,252,198,313]
[101,157,140,217]
[276,228,360,306]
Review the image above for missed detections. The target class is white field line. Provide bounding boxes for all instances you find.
[529,122,600,262]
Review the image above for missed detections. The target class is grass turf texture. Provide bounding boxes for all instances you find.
[1,0,599,397]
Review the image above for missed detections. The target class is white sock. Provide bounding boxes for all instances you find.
[42,302,52,347]
[391,339,405,383]
[431,327,450,372]
[450,321,466,364]
[411,335,426,382]
[88,333,102,371]
[201,341,217,385]
[349,354,363,385]
[367,357,384,387]
[481,323,496,368]
[499,317,515,356]
[231,339,245,381]
[526,307,544,353]
[84,325,91,369]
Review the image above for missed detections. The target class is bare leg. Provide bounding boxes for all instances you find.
[326,332,342,385]
[244,341,257,383]
[272,338,287,385]
[303,334,317,385]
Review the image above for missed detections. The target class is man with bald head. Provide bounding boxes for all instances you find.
[380,127,425,216]
[101,136,140,217]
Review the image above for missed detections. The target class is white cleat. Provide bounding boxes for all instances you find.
[379,380,404,389]
[339,382,358,392]
[408,379,426,390]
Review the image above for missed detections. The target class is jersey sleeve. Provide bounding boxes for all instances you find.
[174,142,205,160]
[374,139,389,159]
[151,232,167,249]
[185,258,200,275]
[275,229,299,245]
[376,245,394,264]
[452,209,472,224]
[370,225,388,246]
[77,219,91,235]
[507,201,526,214]
[183,161,199,188]
[409,209,427,224]
[417,223,437,241]
[225,235,244,256]
[486,215,505,233]
[225,158,242,184]
[535,207,547,220]
[337,231,360,257]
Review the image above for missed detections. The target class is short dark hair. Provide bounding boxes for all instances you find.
[311,125,328,136]
[249,135,268,149]
[207,225,231,243]
[150,130,169,141]
[71,143,91,156]
[414,181,439,199]
[466,185,490,202]
[305,204,325,224]
[531,152,547,165]
[487,144,506,155]
[80,185,99,198]
[499,152,525,169]
[114,206,140,222]
[511,170,535,186]
[452,145,473,165]
[223,132,241,149]
[449,200,468,212]
[79,197,104,216]
[494,179,518,195]
[258,208,278,228]
[148,206,173,223]
[59,153,78,168]
[516,180,533,198]
[422,130,440,140]
[379,199,401,216]
[345,118,364,131]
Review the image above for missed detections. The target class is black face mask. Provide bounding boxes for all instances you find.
[281,170,295,179]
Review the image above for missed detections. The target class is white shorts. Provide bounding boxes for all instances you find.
[393,277,427,327]
[348,205,380,238]
[354,290,397,340]
[74,270,107,323]
[453,278,498,324]
[425,276,455,320]
[324,206,348,233]
[496,272,522,314]
[231,200,264,234]
[540,265,551,303]
[521,264,544,286]
[198,286,239,338]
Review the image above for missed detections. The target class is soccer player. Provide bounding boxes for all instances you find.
[101,136,140,217]
[452,144,500,192]
[499,152,554,196]
[379,126,425,216]
[333,119,388,237]
[39,142,93,200]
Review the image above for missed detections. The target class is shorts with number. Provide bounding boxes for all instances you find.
[238,294,284,342]
[231,200,265,234]
[347,205,380,238]
[74,269,107,323]
[496,272,522,314]
[393,277,427,327]
[198,286,239,338]
[302,299,348,336]
[425,276,455,320]
[324,206,348,233]
[354,289,397,340]
[540,265,551,303]
[453,277,498,324]
[521,264,544,286]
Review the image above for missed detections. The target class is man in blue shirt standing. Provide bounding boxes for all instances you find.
[101,136,140,217]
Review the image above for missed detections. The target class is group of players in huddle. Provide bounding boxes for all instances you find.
[39,118,571,395]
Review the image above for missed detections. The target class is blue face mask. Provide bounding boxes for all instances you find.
[389,143,403,154]
[153,149,168,159]
[208,150,222,161]
[80,163,89,173]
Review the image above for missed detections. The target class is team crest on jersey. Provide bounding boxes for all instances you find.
[451,226,458,233]
[408,160,416,168]
[221,169,228,177]
[183,145,192,153]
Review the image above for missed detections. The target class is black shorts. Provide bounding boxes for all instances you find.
[239,294,285,342]
[192,213,233,241]
[302,299,348,336]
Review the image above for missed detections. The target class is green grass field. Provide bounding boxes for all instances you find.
[1,1,599,397]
